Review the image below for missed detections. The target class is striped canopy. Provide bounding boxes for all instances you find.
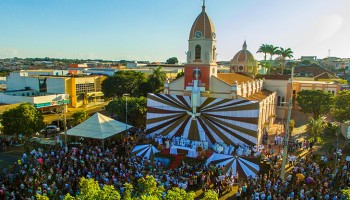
[131,144,159,161]
[146,93,259,146]
[205,153,260,178]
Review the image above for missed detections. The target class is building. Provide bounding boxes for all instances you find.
[146,3,276,146]
[230,41,258,76]
[4,71,105,109]
[262,74,341,120]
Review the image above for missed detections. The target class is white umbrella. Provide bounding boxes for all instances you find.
[206,153,260,178]
[131,144,159,161]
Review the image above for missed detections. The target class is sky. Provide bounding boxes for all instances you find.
[0,0,350,62]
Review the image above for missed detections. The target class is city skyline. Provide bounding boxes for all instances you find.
[0,0,349,62]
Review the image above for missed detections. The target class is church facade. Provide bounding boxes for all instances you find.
[146,3,276,146]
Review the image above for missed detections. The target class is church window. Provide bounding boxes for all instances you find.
[277,96,281,106]
[195,45,201,60]
[239,66,243,71]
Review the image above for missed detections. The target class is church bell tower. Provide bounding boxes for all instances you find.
[184,1,217,91]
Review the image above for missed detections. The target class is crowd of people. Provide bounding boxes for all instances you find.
[233,148,350,199]
[0,140,237,199]
[0,127,349,199]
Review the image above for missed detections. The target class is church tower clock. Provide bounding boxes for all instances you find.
[184,1,217,91]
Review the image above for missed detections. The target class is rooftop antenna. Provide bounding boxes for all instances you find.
[328,49,331,58]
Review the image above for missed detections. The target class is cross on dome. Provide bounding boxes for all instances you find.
[202,0,206,11]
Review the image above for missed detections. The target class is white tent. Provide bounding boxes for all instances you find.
[66,112,133,139]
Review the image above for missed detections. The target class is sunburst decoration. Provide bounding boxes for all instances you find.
[146,93,259,146]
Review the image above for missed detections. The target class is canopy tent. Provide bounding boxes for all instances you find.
[131,144,159,161]
[205,153,260,178]
[66,112,133,140]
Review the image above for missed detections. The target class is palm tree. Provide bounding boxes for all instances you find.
[148,66,167,93]
[306,116,327,141]
[257,44,270,74]
[266,45,279,74]
[276,47,293,75]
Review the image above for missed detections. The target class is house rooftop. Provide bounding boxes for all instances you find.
[217,73,254,85]
[244,89,273,102]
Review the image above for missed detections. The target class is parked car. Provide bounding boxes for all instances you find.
[40,125,60,134]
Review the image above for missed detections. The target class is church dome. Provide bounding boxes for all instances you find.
[189,5,216,40]
[231,41,255,62]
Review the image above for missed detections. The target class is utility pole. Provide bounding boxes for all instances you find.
[64,102,68,152]
[280,67,294,180]
[123,93,130,137]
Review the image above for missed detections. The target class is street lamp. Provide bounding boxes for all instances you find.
[123,93,130,136]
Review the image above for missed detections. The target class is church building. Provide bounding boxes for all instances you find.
[230,41,258,76]
[146,3,276,147]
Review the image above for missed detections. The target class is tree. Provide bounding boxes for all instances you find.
[176,71,185,79]
[71,110,89,126]
[166,57,178,64]
[331,90,350,122]
[306,117,327,141]
[296,90,333,119]
[101,71,148,98]
[257,44,270,74]
[1,103,44,135]
[65,177,121,200]
[148,66,167,93]
[105,96,147,128]
[342,188,350,199]
[137,175,164,199]
[36,194,49,200]
[204,190,219,200]
[276,47,293,75]
[123,183,134,200]
[266,45,279,72]
[165,188,195,200]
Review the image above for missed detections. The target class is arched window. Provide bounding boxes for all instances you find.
[277,96,281,106]
[281,96,285,104]
[195,45,201,60]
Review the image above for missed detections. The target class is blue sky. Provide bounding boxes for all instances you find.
[0,0,349,62]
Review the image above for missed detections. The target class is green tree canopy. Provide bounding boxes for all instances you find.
[331,90,350,122]
[1,103,44,135]
[105,96,147,128]
[276,47,293,75]
[166,57,178,64]
[71,110,89,126]
[257,44,269,61]
[63,177,121,200]
[306,117,327,141]
[165,187,195,200]
[148,66,167,93]
[267,45,279,61]
[296,90,334,119]
[101,71,149,98]
[176,71,185,79]
[137,175,164,199]
[204,190,219,200]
